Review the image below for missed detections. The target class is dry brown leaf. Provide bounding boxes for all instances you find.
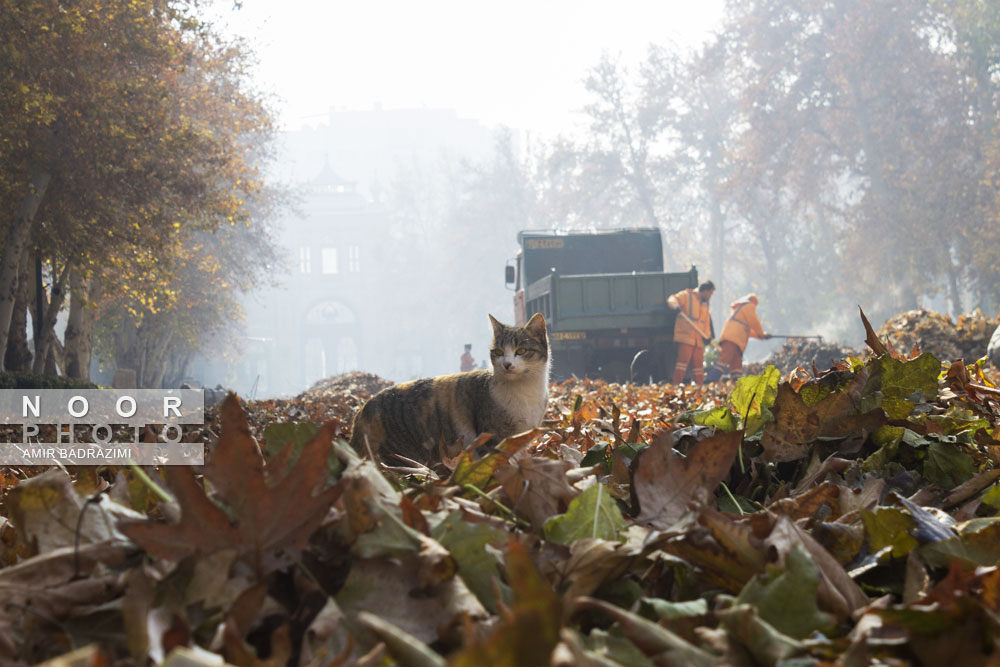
[658,508,768,593]
[496,456,578,529]
[761,382,886,463]
[120,394,343,570]
[632,430,743,530]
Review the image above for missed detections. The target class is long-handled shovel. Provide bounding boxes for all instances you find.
[767,334,823,340]
[676,310,711,340]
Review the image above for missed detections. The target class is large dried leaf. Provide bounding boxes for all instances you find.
[496,456,578,529]
[761,380,886,463]
[120,394,342,568]
[658,508,767,593]
[632,431,743,530]
[6,468,144,555]
[337,555,486,648]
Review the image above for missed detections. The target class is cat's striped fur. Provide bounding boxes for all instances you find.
[349,313,550,465]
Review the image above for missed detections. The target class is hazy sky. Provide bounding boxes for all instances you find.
[212,0,724,137]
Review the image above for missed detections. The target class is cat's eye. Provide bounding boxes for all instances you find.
[515,347,527,356]
[491,348,502,357]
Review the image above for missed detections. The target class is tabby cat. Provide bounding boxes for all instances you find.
[349,313,550,465]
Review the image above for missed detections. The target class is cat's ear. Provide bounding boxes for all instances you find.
[525,312,547,339]
[488,314,504,337]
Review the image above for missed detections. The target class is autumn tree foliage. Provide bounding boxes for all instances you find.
[0,0,279,384]
[523,0,1000,335]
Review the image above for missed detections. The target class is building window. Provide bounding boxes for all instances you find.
[348,245,361,273]
[321,247,338,274]
[299,247,311,273]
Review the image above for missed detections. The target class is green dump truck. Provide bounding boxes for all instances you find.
[505,228,698,382]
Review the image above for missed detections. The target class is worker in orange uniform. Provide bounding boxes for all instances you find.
[460,344,476,372]
[706,293,771,382]
[667,281,715,385]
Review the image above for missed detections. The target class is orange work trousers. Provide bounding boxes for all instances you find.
[718,340,743,372]
[673,342,705,385]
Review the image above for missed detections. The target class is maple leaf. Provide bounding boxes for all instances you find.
[119,394,343,572]
[631,430,743,530]
[496,456,578,530]
[760,380,886,463]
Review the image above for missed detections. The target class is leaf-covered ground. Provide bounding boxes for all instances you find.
[3,312,1000,666]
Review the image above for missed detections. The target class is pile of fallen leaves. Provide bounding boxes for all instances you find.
[301,371,394,401]
[5,310,1000,665]
[747,338,862,376]
[227,371,395,433]
[878,308,1000,364]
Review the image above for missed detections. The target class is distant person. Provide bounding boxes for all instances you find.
[667,281,715,385]
[707,293,771,383]
[460,344,476,372]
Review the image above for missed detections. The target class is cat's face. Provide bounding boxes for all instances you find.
[488,313,549,379]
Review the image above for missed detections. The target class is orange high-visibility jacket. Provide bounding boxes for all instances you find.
[669,288,712,346]
[720,296,765,351]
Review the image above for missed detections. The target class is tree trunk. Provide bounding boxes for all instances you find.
[945,247,964,316]
[64,270,98,380]
[44,345,58,376]
[165,352,194,389]
[140,322,174,388]
[5,247,34,373]
[31,261,70,375]
[0,171,51,371]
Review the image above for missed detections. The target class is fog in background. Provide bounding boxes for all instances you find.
[196,0,1000,398]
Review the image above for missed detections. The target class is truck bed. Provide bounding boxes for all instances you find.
[526,268,698,332]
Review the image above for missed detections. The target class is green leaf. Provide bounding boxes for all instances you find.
[862,426,904,473]
[867,353,942,418]
[579,628,655,667]
[356,611,445,667]
[735,543,835,639]
[576,597,718,667]
[729,365,780,436]
[861,507,918,559]
[981,484,1000,509]
[799,382,832,407]
[875,607,959,634]
[640,597,709,621]
[263,421,346,476]
[452,451,502,489]
[690,405,739,431]
[433,512,509,613]
[544,483,626,544]
[921,519,1000,568]
[879,353,941,400]
[581,444,611,470]
[262,421,319,459]
[923,441,976,489]
[352,502,424,559]
[717,603,803,665]
[718,491,756,515]
[926,406,990,437]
